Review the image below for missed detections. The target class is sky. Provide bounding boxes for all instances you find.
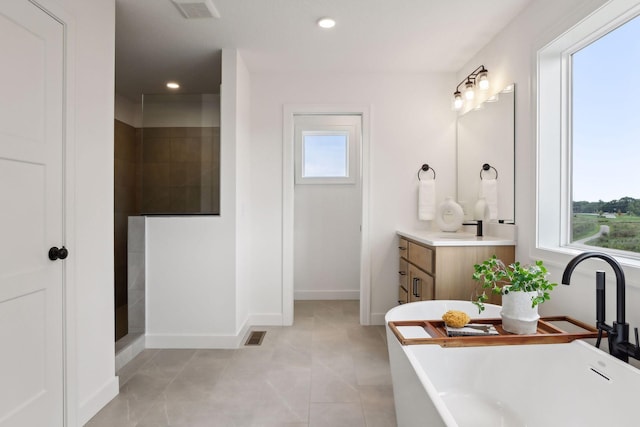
[572,13,640,202]
[302,134,348,177]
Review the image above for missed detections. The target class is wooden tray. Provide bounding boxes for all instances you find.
[388,316,603,347]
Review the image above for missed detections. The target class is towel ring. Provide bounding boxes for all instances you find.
[418,164,436,181]
[480,163,498,180]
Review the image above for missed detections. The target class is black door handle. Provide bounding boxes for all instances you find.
[49,246,68,261]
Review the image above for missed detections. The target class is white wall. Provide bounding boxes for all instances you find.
[248,72,456,323]
[45,0,118,423]
[145,217,237,341]
[453,0,640,336]
[231,52,253,330]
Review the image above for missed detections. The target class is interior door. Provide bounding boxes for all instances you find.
[293,115,362,300]
[0,1,65,425]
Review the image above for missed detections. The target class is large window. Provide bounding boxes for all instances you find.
[570,14,640,255]
[537,0,640,261]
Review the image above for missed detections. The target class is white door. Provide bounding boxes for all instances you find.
[293,115,362,300]
[0,1,65,426]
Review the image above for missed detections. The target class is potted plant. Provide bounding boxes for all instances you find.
[472,255,557,334]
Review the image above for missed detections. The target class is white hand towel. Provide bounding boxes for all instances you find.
[481,178,498,220]
[418,180,436,221]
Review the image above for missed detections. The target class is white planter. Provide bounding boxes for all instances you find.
[500,290,540,334]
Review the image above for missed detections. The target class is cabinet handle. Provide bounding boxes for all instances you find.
[414,278,421,298]
[398,246,407,250]
[412,278,417,297]
[398,271,407,276]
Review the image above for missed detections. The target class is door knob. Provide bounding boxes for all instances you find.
[49,246,68,261]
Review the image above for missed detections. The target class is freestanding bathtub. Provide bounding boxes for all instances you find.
[386,300,640,427]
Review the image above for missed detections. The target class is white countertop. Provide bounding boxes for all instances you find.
[397,229,516,247]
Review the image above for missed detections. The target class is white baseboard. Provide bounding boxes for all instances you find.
[294,290,360,300]
[249,313,284,326]
[78,376,119,425]
[145,333,245,349]
[145,320,252,349]
[115,334,145,372]
[370,312,386,325]
[142,315,284,350]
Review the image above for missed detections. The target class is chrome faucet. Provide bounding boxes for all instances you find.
[562,251,640,363]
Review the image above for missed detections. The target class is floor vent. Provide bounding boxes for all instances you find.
[245,331,266,346]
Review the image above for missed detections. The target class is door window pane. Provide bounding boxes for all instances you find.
[302,133,348,178]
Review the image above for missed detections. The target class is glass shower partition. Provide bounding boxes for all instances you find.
[140,93,220,215]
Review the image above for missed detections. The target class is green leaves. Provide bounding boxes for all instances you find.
[471,255,558,313]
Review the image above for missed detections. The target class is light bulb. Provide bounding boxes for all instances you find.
[477,70,489,91]
[317,18,336,28]
[166,82,180,89]
[464,80,475,100]
[453,91,463,110]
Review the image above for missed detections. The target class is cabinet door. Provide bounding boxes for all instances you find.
[408,241,433,273]
[398,237,408,259]
[408,265,434,302]
[398,258,409,304]
[398,285,408,305]
[434,245,514,303]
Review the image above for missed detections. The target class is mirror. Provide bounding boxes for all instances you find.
[456,84,515,223]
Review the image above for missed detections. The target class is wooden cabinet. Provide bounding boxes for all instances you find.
[397,236,514,305]
[398,257,409,304]
[408,264,434,302]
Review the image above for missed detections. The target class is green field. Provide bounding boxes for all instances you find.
[573,214,640,253]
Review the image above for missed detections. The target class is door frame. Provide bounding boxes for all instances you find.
[282,105,371,325]
[27,1,77,425]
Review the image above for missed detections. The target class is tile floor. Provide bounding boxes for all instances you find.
[87,300,397,427]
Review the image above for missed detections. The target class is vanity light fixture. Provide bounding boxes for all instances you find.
[464,79,475,100]
[452,65,489,111]
[453,90,464,110]
[477,69,490,90]
[166,82,180,89]
[317,17,336,28]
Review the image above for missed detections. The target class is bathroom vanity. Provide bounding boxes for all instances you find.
[397,230,515,305]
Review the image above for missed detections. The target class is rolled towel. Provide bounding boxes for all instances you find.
[481,178,498,220]
[418,180,436,221]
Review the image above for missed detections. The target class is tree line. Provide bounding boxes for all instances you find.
[573,197,640,216]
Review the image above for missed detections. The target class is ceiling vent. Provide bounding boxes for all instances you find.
[171,0,220,19]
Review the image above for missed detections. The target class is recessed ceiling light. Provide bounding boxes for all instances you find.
[317,18,336,29]
[166,82,180,89]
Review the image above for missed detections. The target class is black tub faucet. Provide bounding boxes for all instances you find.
[562,251,640,363]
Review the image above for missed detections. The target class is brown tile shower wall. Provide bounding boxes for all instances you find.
[141,127,220,214]
[114,119,139,341]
